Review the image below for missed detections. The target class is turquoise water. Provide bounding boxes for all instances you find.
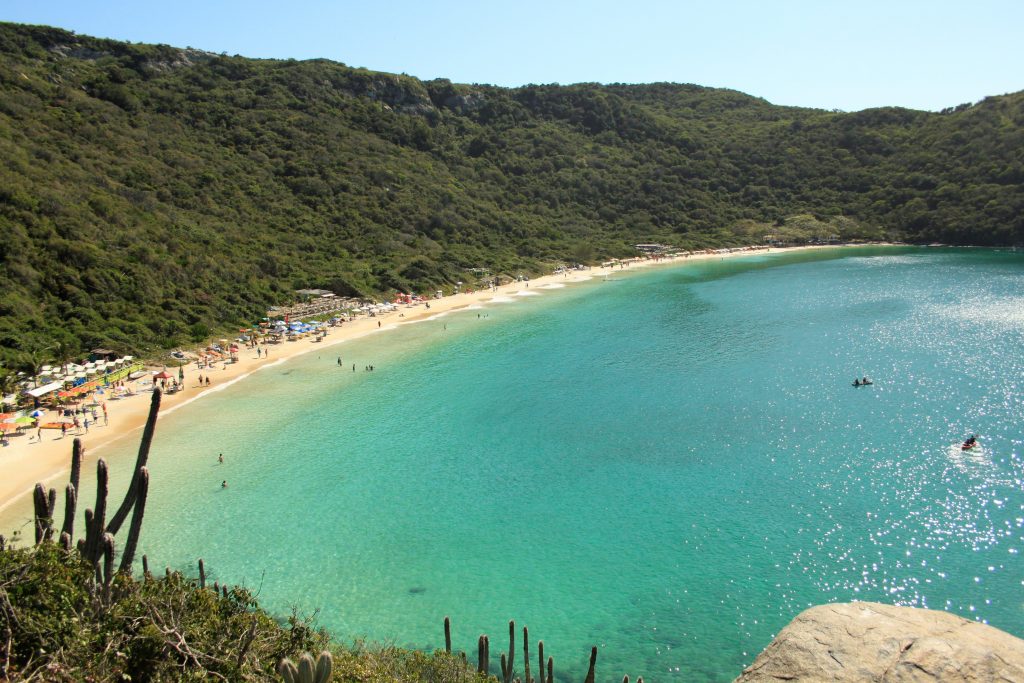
[16,247,1024,680]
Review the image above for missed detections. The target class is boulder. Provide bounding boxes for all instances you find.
[735,602,1024,682]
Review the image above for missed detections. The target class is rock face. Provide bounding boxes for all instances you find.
[735,602,1024,682]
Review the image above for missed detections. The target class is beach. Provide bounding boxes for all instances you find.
[0,247,801,523]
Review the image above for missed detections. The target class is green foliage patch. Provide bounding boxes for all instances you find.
[0,22,1021,368]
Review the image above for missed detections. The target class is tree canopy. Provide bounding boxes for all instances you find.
[1,23,1021,366]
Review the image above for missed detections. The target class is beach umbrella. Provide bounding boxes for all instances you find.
[29,409,46,418]
[0,423,18,432]
[153,370,174,380]
[40,421,73,429]
[8,416,36,425]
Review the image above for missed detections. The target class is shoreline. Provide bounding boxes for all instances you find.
[0,245,841,524]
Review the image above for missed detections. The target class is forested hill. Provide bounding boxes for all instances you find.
[1,23,1022,364]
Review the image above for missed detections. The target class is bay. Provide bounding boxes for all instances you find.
[71,247,1024,680]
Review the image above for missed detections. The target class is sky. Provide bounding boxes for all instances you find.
[3,0,1022,112]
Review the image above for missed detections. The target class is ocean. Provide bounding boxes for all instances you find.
[23,247,1024,680]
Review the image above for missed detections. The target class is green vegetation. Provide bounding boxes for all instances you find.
[1,22,1021,367]
[0,541,492,682]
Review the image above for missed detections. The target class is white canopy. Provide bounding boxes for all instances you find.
[25,380,64,398]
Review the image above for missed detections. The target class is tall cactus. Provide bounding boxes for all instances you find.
[69,438,82,498]
[444,616,451,653]
[277,651,332,683]
[117,466,149,574]
[83,459,109,564]
[478,635,489,675]
[32,484,56,544]
[523,626,531,683]
[106,388,161,535]
[60,483,77,539]
[23,387,162,607]
[584,647,597,683]
[500,619,515,683]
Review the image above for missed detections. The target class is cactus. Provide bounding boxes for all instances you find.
[584,647,597,683]
[142,554,149,577]
[83,459,109,564]
[101,533,115,603]
[106,389,160,535]
[547,656,553,683]
[478,635,489,675]
[500,619,515,683]
[444,616,451,653]
[198,558,206,589]
[32,484,55,544]
[69,438,82,498]
[60,483,77,539]
[523,626,531,683]
[117,467,149,574]
[538,641,545,683]
[277,650,332,683]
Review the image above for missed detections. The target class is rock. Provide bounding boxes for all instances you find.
[735,602,1024,682]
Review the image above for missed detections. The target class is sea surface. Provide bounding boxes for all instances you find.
[18,247,1024,680]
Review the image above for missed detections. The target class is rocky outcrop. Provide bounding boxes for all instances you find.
[735,602,1024,682]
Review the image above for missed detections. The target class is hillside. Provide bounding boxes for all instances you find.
[1,23,1022,367]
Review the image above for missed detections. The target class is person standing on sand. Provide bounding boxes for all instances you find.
[218,453,223,463]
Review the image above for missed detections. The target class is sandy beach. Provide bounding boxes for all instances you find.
[0,246,821,526]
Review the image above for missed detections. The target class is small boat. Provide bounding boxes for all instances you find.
[961,435,978,451]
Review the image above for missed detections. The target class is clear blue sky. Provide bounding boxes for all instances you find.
[3,0,1022,112]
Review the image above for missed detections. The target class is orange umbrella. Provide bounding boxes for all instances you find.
[153,370,174,380]
[0,423,18,432]
[40,422,74,429]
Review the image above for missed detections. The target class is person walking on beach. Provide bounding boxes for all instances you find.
[60,423,67,438]
[206,377,211,387]
[83,417,90,433]
[218,453,223,463]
